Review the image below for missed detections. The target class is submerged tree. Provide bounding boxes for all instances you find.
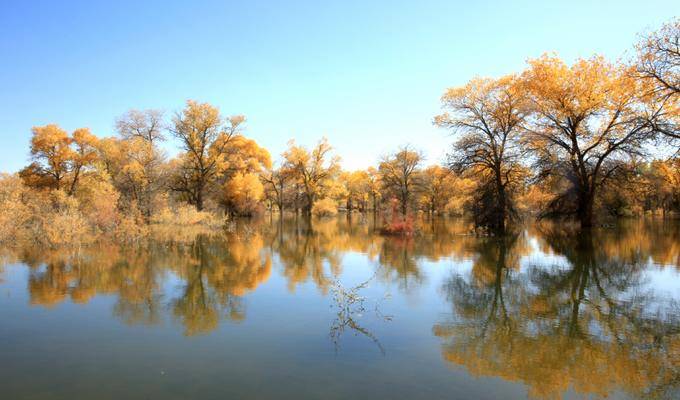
[366,166,382,212]
[216,136,271,216]
[419,165,456,215]
[436,75,528,232]
[223,172,265,216]
[378,146,423,215]
[261,164,290,213]
[340,170,372,212]
[282,137,340,215]
[522,54,666,227]
[169,100,244,210]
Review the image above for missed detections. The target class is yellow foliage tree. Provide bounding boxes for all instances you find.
[21,124,74,190]
[522,54,666,227]
[436,75,527,231]
[68,128,100,195]
[419,165,457,214]
[282,137,340,215]
[169,100,244,210]
[224,172,265,216]
[341,170,371,212]
[378,146,423,215]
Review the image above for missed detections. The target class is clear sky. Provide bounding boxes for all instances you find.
[1,0,677,172]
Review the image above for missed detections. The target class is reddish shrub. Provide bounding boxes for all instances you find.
[380,200,417,236]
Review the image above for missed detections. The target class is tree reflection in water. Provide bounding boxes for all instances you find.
[434,223,680,399]
[0,217,678,398]
[5,225,272,336]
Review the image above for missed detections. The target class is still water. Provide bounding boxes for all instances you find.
[0,217,679,399]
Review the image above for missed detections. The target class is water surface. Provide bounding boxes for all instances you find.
[1,217,679,399]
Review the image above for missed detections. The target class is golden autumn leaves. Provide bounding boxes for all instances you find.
[435,49,679,230]
[4,18,679,242]
[22,124,99,195]
[168,100,271,212]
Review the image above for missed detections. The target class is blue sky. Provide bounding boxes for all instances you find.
[1,0,677,172]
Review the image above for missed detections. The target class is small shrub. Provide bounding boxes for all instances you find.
[115,213,149,242]
[42,191,92,246]
[381,215,417,236]
[151,204,223,227]
[380,199,418,236]
[312,198,338,217]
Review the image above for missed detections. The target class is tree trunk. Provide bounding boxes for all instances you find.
[68,167,81,196]
[196,190,204,211]
[494,170,507,234]
[577,189,594,228]
[497,188,507,234]
[304,192,314,215]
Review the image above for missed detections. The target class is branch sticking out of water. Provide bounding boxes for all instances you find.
[329,274,393,355]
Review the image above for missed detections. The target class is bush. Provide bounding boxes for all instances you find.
[0,174,30,243]
[114,209,149,242]
[381,215,417,236]
[380,199,418,236]
[44,209,91,246]
[0,172,227,247]
[75,173,120,232]
[151,204,223,227]
[312,198,338,217]
[223,173,265,216]
[445,198,466,217]
[1,173,124,246]
[41,190,92,246]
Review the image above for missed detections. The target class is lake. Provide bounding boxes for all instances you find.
[1,216,679,399]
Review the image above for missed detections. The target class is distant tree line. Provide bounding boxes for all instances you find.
[0,19,678,244]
